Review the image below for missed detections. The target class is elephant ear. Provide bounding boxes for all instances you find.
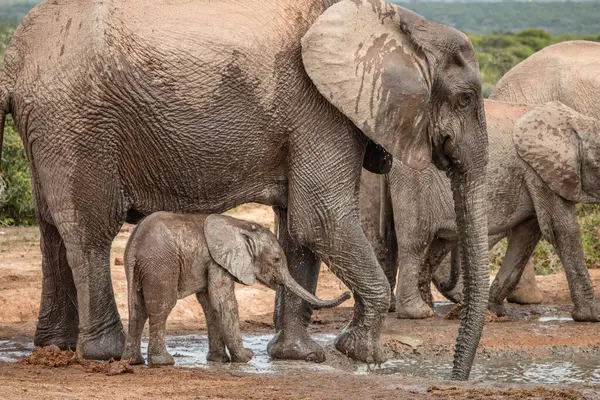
[513,101,600,202]
[204,215,257,286]
[302,0,432,170]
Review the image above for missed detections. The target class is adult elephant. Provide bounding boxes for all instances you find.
[0,0,489,379]
[491,40,600,119]
[487,40,600,300]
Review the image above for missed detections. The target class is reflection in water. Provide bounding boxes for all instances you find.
[538,317,573,322]
[1,334,599,384]
[367,356,600,384]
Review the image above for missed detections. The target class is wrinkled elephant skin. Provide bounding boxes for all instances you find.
[0,0,488,379]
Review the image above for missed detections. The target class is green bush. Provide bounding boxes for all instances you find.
[0,116,34,226]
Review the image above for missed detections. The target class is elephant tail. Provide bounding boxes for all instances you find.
[124,226,143,311]
[0,86,8,174]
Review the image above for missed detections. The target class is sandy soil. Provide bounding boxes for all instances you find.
[1,203,600,399]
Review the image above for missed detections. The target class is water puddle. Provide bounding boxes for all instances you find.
[538,316,573,322]
[0,340,33,363]
[2,334,599,384]
[368,356,600,384]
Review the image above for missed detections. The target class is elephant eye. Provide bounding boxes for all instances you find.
[457,93,472,109]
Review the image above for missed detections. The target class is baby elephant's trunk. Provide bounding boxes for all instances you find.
[281,268,351,309]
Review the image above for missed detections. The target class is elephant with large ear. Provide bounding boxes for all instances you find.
[0,0,488,379]
[121,212,351,366]
[491,40,600,120]
[487,40,600,303]
[364,99,600,323]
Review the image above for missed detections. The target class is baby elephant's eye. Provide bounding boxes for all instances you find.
[272,256,281,263]
[458,93,473,109]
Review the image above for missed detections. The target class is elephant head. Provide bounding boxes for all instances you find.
[514,101,600,203]
[302,0,489,379]
[204,215,351,309]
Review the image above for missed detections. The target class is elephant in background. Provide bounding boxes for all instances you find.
[491,40,600,120]
[363,99,600,321]
[0,0,489,379]
[361,40,600,316]
[484,40,600,302]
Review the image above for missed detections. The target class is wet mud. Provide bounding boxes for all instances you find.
[2,205,600,398]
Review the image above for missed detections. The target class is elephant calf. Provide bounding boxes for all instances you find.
[121,212,350,366]
[381,100,600,321]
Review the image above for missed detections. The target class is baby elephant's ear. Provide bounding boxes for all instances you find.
[204,215,256,286]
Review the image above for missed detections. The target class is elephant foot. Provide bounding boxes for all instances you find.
[395,299,435,319]
[572,303,600,322]
[507,287,543,305]
[207,350,231,363]
[488,301,506,317]
[334,326,387,364]
[267,329,326,363]
[148,351,175,367]
[121,343,145,365]
[33,326,78,352]
[230,348,254,363]
[77,321,126,361]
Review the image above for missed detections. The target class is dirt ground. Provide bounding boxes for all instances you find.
[1,204,600,399]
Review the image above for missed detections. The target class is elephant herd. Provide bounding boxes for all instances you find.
[0,0,598,381]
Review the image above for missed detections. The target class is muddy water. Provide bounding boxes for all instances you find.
[2,334,600,384]
[365,355,600,384]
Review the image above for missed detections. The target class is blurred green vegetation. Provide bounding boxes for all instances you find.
[490,204,600,275]
[0,25,33,226]
[394,1,600,35]
[0,17,599,272]
[469,28,600,97]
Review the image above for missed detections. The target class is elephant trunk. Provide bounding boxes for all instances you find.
[436,248,462,299]
[279,267,351,309]
[0,87,8,174]
[450,167,489,381]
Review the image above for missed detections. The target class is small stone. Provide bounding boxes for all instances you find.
[106,360,134,376]
[396,336,423,349]
[114,257,124,266]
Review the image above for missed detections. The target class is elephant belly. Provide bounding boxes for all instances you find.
[486,185,535,235]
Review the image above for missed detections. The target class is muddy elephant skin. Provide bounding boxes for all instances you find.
[121,213,350,366]
[364,100,600,322]
[0,0,488,380]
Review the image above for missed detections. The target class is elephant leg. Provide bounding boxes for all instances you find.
[419,239,454,307]
[196,291,230,363]
[323,222,389,363]
[207,265,253,363]
[489,219,541,316]
[276,127,389,364]
[48,187,126,360]
[33,203,79,350]
[122,286,147,365]
[145,281,176,366]
[268,206,325,362]
[547,204,600,322]
[506,261,543,305]
[395,251,434,319]
[147,313,174,366]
